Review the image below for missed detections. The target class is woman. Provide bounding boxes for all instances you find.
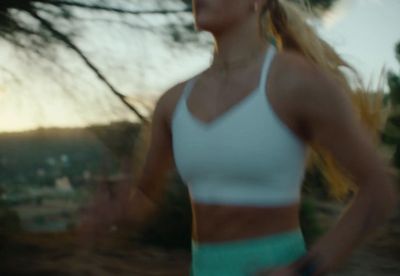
[80,0,397,275]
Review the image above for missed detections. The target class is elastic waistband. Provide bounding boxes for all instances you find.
[191,228,307,274]
[192,228,304,249]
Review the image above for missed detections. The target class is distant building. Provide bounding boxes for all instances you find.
[36,168,46,177]
[46,157,56,166]
[83,170,92,181]
[55,177,73,192]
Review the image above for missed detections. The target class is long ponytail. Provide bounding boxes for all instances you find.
[259,0,391,199]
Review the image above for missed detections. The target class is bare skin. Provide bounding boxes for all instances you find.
[139,47,397,275]
[158,46,307,243]
[138,0,311,243]
[80,0,397,275]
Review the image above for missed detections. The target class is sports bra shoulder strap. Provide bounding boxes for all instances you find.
[181,45,275,102]
[182,76,198,101]
[259,45,277,90]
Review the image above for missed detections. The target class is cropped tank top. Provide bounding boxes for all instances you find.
[171,45,308,206]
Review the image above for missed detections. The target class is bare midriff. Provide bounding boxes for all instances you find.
[191,201,300,243]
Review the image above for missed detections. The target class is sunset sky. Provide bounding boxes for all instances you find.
[1,0,399,133]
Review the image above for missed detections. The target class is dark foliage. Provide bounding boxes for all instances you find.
[382,42,400,170]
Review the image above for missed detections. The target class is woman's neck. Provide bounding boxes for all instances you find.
[211,16,268,69]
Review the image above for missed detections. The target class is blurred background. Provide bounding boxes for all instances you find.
[0,0,399,275]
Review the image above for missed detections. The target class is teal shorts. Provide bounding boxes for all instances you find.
[190,228,307,276]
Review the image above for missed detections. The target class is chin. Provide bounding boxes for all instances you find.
[193,1,226,33]
[193,0,248,33]
[194,13,227,33]
[195,17,216,32]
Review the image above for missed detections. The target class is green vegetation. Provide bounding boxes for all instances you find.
[382,41,400,172]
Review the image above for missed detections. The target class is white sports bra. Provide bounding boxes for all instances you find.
[171,45,308,206]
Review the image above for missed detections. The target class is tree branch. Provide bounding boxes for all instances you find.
[27,9,149,123]
[34,0,191,15]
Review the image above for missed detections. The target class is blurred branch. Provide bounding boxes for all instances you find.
[0,0,336,125]
[0,1,196,123]
[0,66,23,86]
[36,0,191,15]
[28,9,149,123]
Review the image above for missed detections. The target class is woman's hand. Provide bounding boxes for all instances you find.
[77,181,126,248]
[77,181,157,249]
[254,251,324,276]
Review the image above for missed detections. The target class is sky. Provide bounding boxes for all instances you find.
[0,0,399,133]
[317,0,400,85]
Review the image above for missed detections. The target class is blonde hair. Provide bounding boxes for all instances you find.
[260,0,391,199]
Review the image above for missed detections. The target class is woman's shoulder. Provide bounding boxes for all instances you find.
[273,49,345,103]
[273,49,322,90]
[155,75,200,129]
[272,49,355,140]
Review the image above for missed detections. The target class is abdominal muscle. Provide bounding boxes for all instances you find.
[191,201,301,243]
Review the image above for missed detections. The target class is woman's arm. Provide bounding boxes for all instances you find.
[115,83,187,225]
[277,53,397,275]
[78,83,184,237]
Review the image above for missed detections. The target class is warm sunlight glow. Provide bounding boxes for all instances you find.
[0,0,399,133]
